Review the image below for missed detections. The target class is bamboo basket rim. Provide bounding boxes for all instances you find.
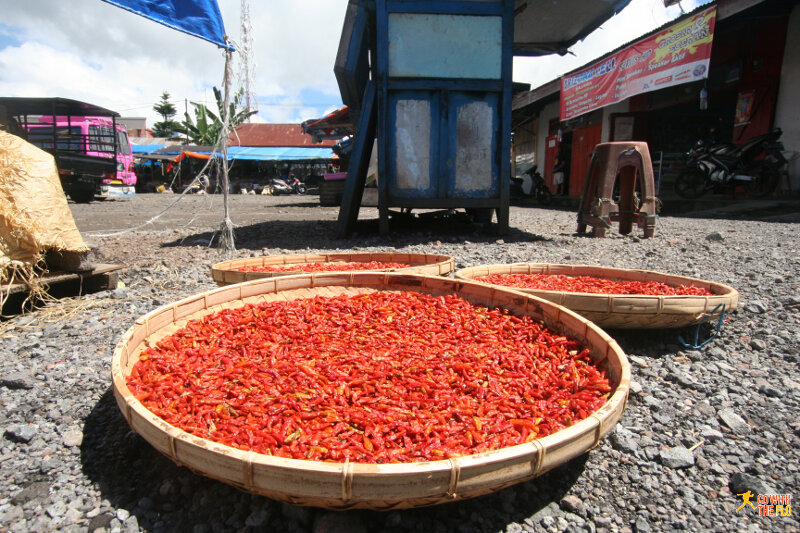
[111,273,630,507]
[454,263,738,299]
[212,252,455,273]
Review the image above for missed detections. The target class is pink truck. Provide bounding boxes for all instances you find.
[0,97,136,202]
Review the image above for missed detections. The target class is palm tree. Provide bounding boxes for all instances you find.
[178,87,256,145]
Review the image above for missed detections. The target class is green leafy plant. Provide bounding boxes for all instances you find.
[177,87,256,145]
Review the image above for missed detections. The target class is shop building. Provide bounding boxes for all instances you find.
[512,0,800,198]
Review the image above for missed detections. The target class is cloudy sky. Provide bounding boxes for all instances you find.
[0,0,703,129]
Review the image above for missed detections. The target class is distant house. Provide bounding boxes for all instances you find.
[229,123,337,148]
[120,117,149,138]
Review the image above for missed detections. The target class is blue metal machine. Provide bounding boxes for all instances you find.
[334,0,633,236]
[375,0,514,233]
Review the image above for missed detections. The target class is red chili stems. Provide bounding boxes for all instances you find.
[127,291,611,463]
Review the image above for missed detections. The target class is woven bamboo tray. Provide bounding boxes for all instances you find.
[455,264,739,329]
[111,273,630,510]
[211,252,454,286]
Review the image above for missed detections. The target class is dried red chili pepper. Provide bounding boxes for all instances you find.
[476,273,713,296]
[127,291,611,463]
[239,261,411,273]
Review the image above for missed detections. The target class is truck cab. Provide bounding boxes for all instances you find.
[0,97,135,202]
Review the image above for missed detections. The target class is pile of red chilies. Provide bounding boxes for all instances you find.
[127,291,611,463]
[476,273,713,296]
[239,261,411,273]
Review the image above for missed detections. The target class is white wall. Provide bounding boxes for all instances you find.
[600,101,631,143]
[774,3,800,192]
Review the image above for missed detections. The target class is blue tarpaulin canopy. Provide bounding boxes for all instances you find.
[101,0,232,49]
[131,144,167,154]
[133,145,334,162]
[226,146,334,161]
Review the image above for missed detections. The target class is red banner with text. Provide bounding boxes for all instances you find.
[560,6,716,120]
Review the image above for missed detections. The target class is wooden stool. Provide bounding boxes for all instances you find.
[576,142,658,238]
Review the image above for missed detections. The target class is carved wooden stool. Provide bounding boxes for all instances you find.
[576,142,658,238]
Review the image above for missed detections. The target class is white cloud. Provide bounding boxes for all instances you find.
[1,0,707,129]
[0,0,347,127]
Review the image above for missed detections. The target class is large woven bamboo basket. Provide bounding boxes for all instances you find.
[111,273,630,510]
[211,252,454,286]
[455,264,739,329]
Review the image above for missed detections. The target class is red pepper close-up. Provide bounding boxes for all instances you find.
[239,261,411,273]
[127,291,611,463]
[476,273,713,296]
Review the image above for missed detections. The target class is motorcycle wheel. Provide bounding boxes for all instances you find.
[674,168,707,199]
[536,187,553,205]
[296,184,307,195]
[745,162,779,197]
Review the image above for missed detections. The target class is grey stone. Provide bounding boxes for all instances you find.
[123,515,139,533]
[634,517,652,533]
[1,505,24,525]
[281,502,311,525]
[701,428,724,442]
[111,288,128,299]
[660,447,695,469]
[313,513,367,533]
[64,507,83,526]
[705,232,724,242]
[749,338,767,351]
[729,473,776,496]
[15,315,36,326]
[559,494,584,514]
[116,509,130,522]
[46,500,67,519]
[4,424,37,443]
[746,300,768,314]
[0,372,36,390]
[718,408,751,435]
[610,427,640,455]
[11,481,50,504]
[62,429,83,447]
[245,509,268,528]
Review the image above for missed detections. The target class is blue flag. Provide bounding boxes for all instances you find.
[102,0,233,50]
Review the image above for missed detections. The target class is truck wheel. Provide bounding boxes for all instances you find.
[745,162,779,197]
[69,190,95,203]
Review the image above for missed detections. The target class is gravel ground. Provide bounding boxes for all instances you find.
[1,194,799,533]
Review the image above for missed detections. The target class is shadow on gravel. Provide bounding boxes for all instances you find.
[82,388,589,532]
[160,214,551,251]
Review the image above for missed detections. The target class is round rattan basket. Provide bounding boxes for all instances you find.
[111,273,630,510]
[455,263,739,329]
[210,252,455,286]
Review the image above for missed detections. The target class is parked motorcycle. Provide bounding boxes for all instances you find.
[268,175,307,195]
[284,174,308,195]
[267,178,294,195]
[674,128,786,199]
[524,165,553,205]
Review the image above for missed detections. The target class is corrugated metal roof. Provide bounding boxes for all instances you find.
[229,123,338,148]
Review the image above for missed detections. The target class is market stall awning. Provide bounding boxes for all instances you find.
[226,146,335,161]
[513,0,634,56]
[131,144,167,154]
[301,106,353,143]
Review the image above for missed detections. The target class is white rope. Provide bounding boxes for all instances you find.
[87,45,243,248]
